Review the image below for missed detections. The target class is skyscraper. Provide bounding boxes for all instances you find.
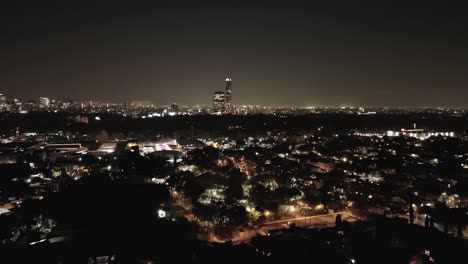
[213,91,225,113]
[0,94,6,105]
[170,103,179,113]
[39,97,50,108]
[0,94,6,110]
[225,78,232,113]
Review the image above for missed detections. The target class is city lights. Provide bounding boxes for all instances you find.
[0,5,467,262]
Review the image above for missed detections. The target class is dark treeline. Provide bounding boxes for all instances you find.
[1,112,468,135]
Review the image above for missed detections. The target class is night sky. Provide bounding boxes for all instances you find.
[1,4,468,107]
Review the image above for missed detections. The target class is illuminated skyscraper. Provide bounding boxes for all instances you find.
[170,103,179,113]
[213,91,225,113]
[0,94,6,111]
[225,78,232,112]
[0,94,6,105]
[39,97,50,108]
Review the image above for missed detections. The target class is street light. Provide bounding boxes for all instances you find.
[157,209,166,218]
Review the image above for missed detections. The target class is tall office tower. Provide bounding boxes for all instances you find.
[213,91,225,113]
[39,97,50,108]
[0,94,6,111]
[170,103,179,113]
[0,94,6,105]
[225,78,232,112]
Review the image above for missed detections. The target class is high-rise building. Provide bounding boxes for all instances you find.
[0,94,6,105]
[213,91,225,113]
[39,97,50,108]
[225,78,232,112]
[170,103,179,113]
[0,94,6,111]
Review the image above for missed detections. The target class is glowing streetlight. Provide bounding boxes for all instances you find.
[157,209,166,218]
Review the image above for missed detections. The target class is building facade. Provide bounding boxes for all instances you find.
[213,91,225,113]
[0,94,6,111]
[225,78,232,113]
[0,94,6,105]
[39,97,50,108]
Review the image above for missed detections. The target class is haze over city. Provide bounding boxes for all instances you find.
[2,5,468,107]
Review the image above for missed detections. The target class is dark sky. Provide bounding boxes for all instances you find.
[1,4,468,107]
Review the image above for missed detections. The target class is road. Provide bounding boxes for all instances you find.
[263,211,359,226]
[171,196,363,244]
[194,207,467,243]
[229,211,360,244]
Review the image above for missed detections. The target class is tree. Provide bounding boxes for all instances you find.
[183,177,204,203]
[0,215,17,243]
[188,147,219,168]
[335,214,342,228]
[409,204,414,225]
[192,202,216,222]
[167,170,193,191]
[457,223,463,238]
[304,186,321,206]
[454,208,465,238]
[424,214,430,228]
[96,130,109,141]
[111,131,125,140]
[225,169,245,204]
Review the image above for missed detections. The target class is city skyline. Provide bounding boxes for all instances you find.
[2,5,468,107]
[2,91,468,109]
